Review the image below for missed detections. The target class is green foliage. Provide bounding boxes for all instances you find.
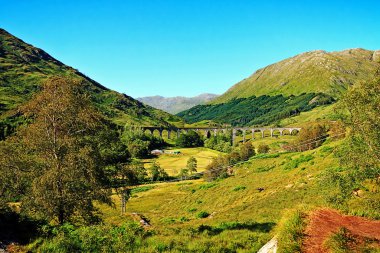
[204,132,232,153]
[285,123,328,152]
[130,186,155,195]
[232,186,246,191]
[148,161,169,182]
[324,227,380,253]
[323,77,380,213]
[239,142,255,161]
[122,126,164,158]
[175,130,203,148]
[186,156,197,173]
[35,222,148,252]
[284,154,314,170]
[257,144,270,154]
[251,153,280,159]
[204,142,256,181]
[196,211,210,218]
[178,93,335,126]
[276,209,306,253]
[199,182,218,190]
[0,77,118,224]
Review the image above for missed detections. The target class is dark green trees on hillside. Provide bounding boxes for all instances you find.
[0,77,124,224]
[175,130,203,148]
[204,132,232,153]
[177,93,335,126]
[122,126,165,158]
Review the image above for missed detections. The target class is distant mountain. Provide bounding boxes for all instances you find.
[138,93,218,114]
[0,28,182,131]
[211,48,380,104]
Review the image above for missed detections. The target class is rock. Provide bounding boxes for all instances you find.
[257,237,277,253]
[372,50,380,63]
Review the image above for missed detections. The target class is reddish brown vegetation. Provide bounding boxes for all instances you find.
[303,209,380,253]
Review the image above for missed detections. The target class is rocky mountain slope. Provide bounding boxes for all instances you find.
[138,93,218,114]
[0,28,181,128]
[211,48,380,104]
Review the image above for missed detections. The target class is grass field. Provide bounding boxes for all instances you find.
[142,147,222,176]
[97,137,359,251]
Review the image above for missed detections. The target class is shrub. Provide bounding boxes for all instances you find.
[232,186,246,191]
[276,209,306,253]
[257,144,270,154]
[196,211,210,219]
[284,154,314,170]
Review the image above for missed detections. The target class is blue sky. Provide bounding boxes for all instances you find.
[1,0,379,98]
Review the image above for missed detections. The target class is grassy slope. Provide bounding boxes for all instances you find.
[211,48,380,104]
[97,137,355,251]
[143,147,222,176]
[0,28,182,127]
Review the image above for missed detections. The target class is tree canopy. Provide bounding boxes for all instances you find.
[0,77,121,224]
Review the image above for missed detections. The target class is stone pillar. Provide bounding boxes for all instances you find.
[270,129,273,137]
[280,130,283,136]
[251,129,255,140]
[214,129,217,136]
[261,130,264,138]
[232,128,237,146]
[167,130,171,139]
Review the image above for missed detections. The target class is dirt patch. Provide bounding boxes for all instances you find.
[302,209,380,253]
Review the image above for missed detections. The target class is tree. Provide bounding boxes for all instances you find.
[179,168,189,180]
[186,156,197,174]
[322,78,380,210]
[239,142,255,161]
[122,126,164,158]
[175,131,203,148]
[285,124,327,152]
[148,161,168,181]
[1,77,115,224]
[257,144,270,154]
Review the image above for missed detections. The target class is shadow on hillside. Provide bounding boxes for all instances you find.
[195,221,276,236]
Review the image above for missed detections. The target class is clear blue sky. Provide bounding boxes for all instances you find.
[1,0,379,98]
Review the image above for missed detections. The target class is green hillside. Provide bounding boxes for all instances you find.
[0,28,182,128]
[177,93,335,126]
[211,48,380,104]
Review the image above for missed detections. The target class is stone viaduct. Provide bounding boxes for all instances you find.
[142,126,301,145]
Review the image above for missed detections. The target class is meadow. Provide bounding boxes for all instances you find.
[95,136,355,252]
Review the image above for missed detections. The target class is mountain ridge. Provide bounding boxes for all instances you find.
[210,48,380,104]
[138,93,218,114]
[0,28,181,129]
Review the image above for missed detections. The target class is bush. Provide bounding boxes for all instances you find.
[257,144,270,154]
[36,222,147,252]
[239,142,255,161]
[232,186,246,191]
[285,124,328,152]
[196,211,210,219]
[284,154,314,170]
[276,209,306,253]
